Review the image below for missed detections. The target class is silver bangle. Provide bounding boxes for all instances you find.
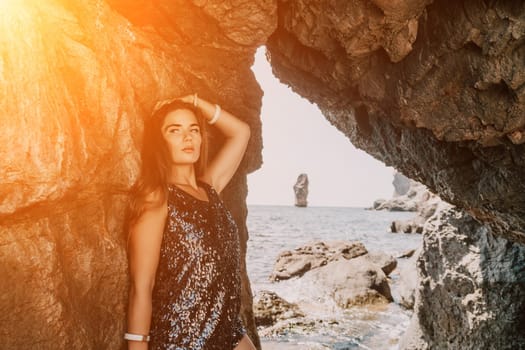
[193,93,198,108]
[208,104,221,125]
[124,332,150,342]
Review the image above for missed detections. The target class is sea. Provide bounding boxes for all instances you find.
[246,205,422,350]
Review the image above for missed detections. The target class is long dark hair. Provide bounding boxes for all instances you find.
[128,100,209,225]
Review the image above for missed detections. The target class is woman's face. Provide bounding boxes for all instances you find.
[161,108,202,166]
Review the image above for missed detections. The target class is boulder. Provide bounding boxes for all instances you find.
[306,256,393,308]
[270,242,395,308]
[374,181,434,212]
[253,290,305,327]
[391,220,423,234]
[388,181,451,234]
[270,241,368,281]
[397,249,416,259]
[365,251,397,276]
[372,199,387,210]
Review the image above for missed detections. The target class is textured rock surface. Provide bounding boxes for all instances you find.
[380,180,451,234]
[267,0,525,244]
[0,1,277,349]
[293,173,309,207]
[366,251,398,276]
[373,176,449,233]
[270,242,393,308]
[306,256,394,308]
[373,180,439,212]
[253,290,305,327]
[396,249,420,310]
[400,208,525,349]
[270,240,368,281]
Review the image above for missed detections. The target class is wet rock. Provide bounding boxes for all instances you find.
[270,242,394,307]
[306,256,393,308]
[258,317,339,340]
[270,241,368,281]
[365,251,397,276]
[253,290,305,327]
[293,173,309,207]
[397,249,420,310]
[391,220,423,234]
[397,249,416,259]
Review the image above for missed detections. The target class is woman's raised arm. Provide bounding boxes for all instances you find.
[178,94,251,194]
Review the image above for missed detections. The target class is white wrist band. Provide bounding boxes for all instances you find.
[208,104,221,125]
[124,332,150,342]
[193,93,198,108]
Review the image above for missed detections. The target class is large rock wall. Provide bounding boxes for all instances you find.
[0,1,276,349]
[266,1,525,348]
[267,0,525,244]
[400,208,525,349]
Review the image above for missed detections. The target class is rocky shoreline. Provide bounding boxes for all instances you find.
[374,175,525,349]
[371,173,450,235]
[255,175,525,349]
[253,239,412,336]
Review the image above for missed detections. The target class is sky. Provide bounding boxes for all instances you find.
[246,48,396,208]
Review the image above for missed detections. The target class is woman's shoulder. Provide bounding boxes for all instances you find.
[128,187,167,243]
[133,188,168,225]
[143,187,167,210]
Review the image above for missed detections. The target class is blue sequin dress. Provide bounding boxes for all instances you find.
[150,181,246,350]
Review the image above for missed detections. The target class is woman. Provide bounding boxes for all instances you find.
[126,93,256,350]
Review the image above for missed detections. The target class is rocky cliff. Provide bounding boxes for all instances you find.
[400,208,525,349]
[0,1,275,349]
[266,0,525,348]
[267,0,525,244]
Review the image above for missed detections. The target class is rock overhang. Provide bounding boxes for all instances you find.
[266,0,525,244]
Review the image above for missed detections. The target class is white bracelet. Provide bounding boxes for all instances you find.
[124,332,150,342]
[193,93,198,108]
[208,104,221,125]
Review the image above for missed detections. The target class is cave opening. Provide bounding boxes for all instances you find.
[247,47,395,208]
[245,46,422,349]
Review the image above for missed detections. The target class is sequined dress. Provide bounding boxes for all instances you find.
[150,181,245,350]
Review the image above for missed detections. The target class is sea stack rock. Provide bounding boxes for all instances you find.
[293,173,309,207]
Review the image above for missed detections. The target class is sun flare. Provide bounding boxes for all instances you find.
[0,0,22,10]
